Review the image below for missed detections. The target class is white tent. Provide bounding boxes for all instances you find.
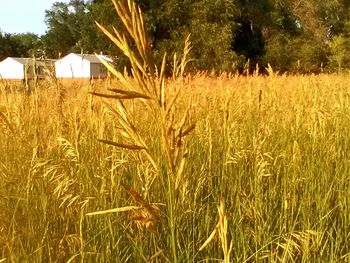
[55,53,112,79]
[0,57,55,80]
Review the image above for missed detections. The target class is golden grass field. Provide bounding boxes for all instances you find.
[0,73,350,262]
[0,1,350,262]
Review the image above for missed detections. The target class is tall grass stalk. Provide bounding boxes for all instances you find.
[90,0,194,261]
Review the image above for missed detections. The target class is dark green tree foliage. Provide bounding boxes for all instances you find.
[261,0,330,73]
[0,32,13,61]
[190,0,239,71]
[43,0,98,58]
[88,0,239,71]
[232,0,273,68]
[43,2,78,57]
[87,0,117,53]
[146,0,192,57]
[5,0,350,72]
[0,31,41,61]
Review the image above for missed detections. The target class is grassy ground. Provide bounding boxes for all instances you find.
[0,73,350,262]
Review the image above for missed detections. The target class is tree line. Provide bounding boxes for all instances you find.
[1,0,350,73]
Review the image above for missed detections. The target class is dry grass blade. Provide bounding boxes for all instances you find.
[113,102,154,151]
[98,139,146,151]
[58,137,80,163]
[96,53,150,95]
[0,109,15,133]
[173,109,195,148]
[266,63,274,77]
[149,249,165,261]
[160,54,167,108]
[165,88,181,117]
[96,22,149,82]
[90,91,151,100]
[104,101,141,141]
[173,33,192,79]
[199,200,233,262]
[181,123,196,138]
[102,101,159,171]
[112,0,149,64]
[175,154,186,190]
[86,206,141,216]
[340,253,350,261]
[108,88,152,99]
[95,53,120,77]
[97,0,160,98]
[120,182,159,220]
[199,228,217,251]
[181,34,193,76]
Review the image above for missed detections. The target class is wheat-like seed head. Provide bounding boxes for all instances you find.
[199,200,233,262]
[92,0,194,181]
[90,2,194,262]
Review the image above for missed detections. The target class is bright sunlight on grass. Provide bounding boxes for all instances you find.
[0,0,350,262]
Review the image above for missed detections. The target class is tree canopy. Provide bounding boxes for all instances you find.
[1,0,350,73]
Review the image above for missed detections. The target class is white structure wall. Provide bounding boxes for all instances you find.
[0,57,55,80]
[55,53,109,79]
[0,58,25,79]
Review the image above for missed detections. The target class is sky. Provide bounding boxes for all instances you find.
[0,0,68,36]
